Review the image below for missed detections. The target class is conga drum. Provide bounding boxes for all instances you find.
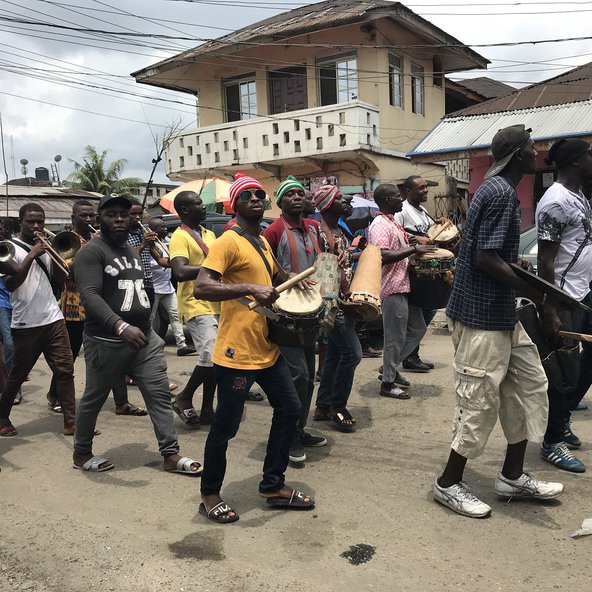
[427,221,460,250]
[312,252,341,330]
[408,248,455,309]
[340,244,382,321]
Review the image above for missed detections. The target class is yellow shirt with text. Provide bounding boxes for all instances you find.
[169,226,220,321]
[203,230,279,370]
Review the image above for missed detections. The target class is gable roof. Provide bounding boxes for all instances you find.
[449,61,592,117]
[453,77,515,100]
[133,0,487,86]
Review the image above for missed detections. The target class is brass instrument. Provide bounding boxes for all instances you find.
[0,240,15,263]
[141,223,169,258]
[34,229,81,277]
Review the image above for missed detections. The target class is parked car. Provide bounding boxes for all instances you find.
[519,226,538,271]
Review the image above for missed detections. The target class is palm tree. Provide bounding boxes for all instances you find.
[66,146,143,198]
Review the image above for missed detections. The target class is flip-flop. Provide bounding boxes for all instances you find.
[0,424,17,437]
[116,403,148,416]
[199,501,239,524]
[73,455,114,472]
[165,456,202,476]
[263,489,315,509]
[172,403,200,427]
[331,410,356,431]
[246,391,264,402]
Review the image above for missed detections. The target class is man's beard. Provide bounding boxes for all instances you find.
[100,223,129,246]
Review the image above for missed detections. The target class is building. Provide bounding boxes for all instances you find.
[408,62,592,228]
[132,0,488,215]
[129,182,181,207]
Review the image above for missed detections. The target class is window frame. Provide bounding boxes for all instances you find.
[388,53,403,108]
[317,52,358,106]
[411,63,425,115]
[223,73,258,122]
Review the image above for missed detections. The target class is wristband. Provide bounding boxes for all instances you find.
[116,322,130,336]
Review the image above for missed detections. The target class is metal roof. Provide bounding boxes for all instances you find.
[408,99,592,158]
[453,77,515,100]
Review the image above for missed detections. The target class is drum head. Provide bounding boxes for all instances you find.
[428,222,459,243]
[419,248,454,261]
[275,287,323,315]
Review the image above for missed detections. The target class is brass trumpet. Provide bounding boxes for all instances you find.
[0,240,15,263]
[34,229,81,277]
[141,223,169,258]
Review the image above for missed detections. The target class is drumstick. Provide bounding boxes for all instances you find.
[430,220,452,241]
[247,267,316,310]
[558,331,592,343]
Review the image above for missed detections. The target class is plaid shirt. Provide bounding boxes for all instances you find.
[446,176,520,330]
[127,228,153,290]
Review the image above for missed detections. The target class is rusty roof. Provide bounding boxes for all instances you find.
[453,77,516,100]
[132,0,487,81]
[449,61,592,117]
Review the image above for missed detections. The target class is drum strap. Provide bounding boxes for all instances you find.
[280,217,320,274]
[179,224,209,255]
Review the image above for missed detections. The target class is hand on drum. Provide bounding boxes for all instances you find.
[336,247,348,268]
[250,284,279,306]
[413,235,434,246]
[414,244,438,256]
[288,273,317,291]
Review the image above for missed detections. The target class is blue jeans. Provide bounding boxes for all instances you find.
[545,290,592,443]
[0,307,13,371]
[201,356,301,496]
[316,315,362,410]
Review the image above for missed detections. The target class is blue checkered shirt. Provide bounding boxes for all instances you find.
[446,176,520,330]
[127,229,153,290]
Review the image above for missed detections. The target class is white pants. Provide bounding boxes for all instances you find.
[150,292,186,349]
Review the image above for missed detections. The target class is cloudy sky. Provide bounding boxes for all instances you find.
[0,0,591,185]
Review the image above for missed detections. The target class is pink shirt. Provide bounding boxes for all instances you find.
[367,213,410,299]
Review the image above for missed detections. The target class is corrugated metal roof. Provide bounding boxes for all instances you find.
[0,186,101,199]
[408,99,592,157]
[454,77,515,99]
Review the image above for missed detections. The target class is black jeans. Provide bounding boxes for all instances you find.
[200,356,301,496]
[545,290,592,444]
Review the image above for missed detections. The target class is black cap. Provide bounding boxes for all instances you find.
[98,193,132,211]
[484,124,532,180]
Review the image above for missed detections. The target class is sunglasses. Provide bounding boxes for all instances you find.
[238,189,267,202]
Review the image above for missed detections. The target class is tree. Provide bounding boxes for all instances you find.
[66,146,143,198]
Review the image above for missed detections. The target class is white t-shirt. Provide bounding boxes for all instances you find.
[149,236,174,295]
[9,241,63,328]
[394,201,434,235]
[536,182,592,301]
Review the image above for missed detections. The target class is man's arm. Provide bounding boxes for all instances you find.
[537,240,562,334]
[170,256,200,282]
[5,242,46,292]
[380,244,436,264]
[194,267,278,305]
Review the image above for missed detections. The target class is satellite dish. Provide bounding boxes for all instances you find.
[20,158,28,165]
[54,155,62,162]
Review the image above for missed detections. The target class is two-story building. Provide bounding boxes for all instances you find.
[133,0,488,214]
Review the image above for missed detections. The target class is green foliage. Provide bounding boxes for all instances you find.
[66,146,143,198]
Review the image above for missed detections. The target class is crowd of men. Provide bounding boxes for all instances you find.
[1,124,591,522]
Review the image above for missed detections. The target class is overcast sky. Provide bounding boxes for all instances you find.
[1,0,591,186]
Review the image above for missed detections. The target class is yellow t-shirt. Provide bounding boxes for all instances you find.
[169,226,220,321]
[203,230,280,370]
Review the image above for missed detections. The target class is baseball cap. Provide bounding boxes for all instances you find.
[484,124,533,180]
[98,193,132,210]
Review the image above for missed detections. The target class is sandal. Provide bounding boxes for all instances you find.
[0,424,17,437]
[169,383,179,392]
[172,403,200,427]
[165,456,202,476]
[116,403,148,416]
[199,501,239,524]
[331,408,356,431]
[246,391,264,402]
[13,391,22,405]
[262,489,315,509]
[73,455,114,472]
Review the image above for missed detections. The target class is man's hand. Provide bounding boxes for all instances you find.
[414,236,434,246]
[120,325,149,350]
[140,230,158,250]
[250,285,279,306]
[30,240,47,258]
[287,272,317,291]
[414,245,438,256]
[541,304,563,338]
[435,216,452,225]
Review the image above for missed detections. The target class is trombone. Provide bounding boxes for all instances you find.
[0,240,15,263]
[34,229,81,277]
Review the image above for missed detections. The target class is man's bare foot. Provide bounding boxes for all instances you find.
[259,485,315,508]
[163,453,202,474]
[200,493,238,522]
[72,451,113,471]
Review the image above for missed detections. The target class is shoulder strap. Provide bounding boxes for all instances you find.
[230,226,274,281]
[12,238,53,285]
[180,224,209,256]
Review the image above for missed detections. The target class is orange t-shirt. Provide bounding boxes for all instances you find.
[203,230,279,370]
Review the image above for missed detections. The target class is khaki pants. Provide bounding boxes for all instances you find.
[449,319,548,459]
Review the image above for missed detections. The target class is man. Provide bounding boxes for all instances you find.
[169,191,220,427]
[0,203,76,437]
[312,184,362,431]
[395,175,444,372]
[147,216,195,357]
[537,138,592,473]
[194,173,313,523]
[368,184,436,399]
[434,125,563,518]
[72,194,201,474]
[263,175,327,463]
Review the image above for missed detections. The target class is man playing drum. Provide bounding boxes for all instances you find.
[434,125,563,518]
[368,184,436,399]
[194,173,314,524]
[263,176,327,464]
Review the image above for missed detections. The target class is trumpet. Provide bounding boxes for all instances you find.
[34,229,82,277]
[141,223,169,258]
[0,240,15,263]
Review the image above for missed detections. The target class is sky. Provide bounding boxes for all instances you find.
[0,0,591,186]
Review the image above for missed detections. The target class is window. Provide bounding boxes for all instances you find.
[224,76,257,122]
[389,54,403,108]
[432,56,443,87]
[318,54,358,106]
[411,63,425,115]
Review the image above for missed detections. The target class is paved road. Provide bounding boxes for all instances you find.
[1,330,591,592]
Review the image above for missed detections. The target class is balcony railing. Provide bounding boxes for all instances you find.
[166,101,380,177]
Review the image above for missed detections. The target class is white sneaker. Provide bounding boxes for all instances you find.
[494,472,564,499]
[433,479,492,518]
